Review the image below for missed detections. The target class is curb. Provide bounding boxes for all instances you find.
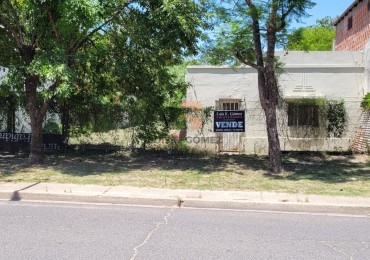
[1,190,370,216]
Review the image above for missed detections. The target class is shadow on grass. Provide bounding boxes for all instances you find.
[0,149,269,176]
[273,153,370,184]
[1,150,369,184]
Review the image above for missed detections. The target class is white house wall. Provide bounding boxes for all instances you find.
[186,51,365,154]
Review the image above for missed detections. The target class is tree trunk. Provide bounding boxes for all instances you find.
[257,68,282,173]
[263,104,282,173]
[29,115,44,164]
[25,73,49,164]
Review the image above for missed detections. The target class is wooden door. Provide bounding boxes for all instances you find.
[217,99,242,152]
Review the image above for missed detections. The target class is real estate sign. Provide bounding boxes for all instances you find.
[213,111,245,132]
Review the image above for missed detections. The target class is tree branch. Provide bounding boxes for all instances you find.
[39,79,61,117]
[46,5,61,42]
[276,3,296,32]
[70,2,131,53]
[233,49,264,71]
[0,13,23,48]
[5,0,24,44]
[244,0,264,68]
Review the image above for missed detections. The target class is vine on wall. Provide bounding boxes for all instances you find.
[281,98,348,138]
[326,99,347,138]
[361,93,370,111]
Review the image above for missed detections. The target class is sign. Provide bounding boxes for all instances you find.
[0,132,62,152]
[213,110,245,132]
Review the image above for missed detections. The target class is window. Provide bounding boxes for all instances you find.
[347,16,353,30]
[288,103,319,127]
[368,0,370,11]
[218,99,241,111]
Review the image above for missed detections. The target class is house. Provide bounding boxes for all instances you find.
[334,0,370,51]
[185,51,367,154]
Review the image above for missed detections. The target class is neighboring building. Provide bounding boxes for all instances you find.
[0,66,8,80]
[334,0,370,51]
[0,66,59,133]
[185,51,366,154]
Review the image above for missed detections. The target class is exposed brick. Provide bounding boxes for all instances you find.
[335,0,370,51]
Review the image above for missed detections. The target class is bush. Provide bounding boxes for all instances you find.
[361,93,370,111]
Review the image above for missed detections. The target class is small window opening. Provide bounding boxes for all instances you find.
[347,16,353,30]
[219,99,241,111]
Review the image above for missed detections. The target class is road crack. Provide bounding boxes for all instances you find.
[320,241,369,260]
[321,241,351,258]
[129,206,175,260]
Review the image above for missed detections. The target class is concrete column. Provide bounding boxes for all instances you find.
[365,40,370,94]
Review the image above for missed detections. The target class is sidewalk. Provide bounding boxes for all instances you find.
[0,182,369,215]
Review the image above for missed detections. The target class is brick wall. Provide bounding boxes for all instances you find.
[353,110,370,153]
[335,0,370,51]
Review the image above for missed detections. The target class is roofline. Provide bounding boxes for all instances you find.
[334,0,363,26]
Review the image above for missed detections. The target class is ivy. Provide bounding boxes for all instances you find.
[326,99,347,138]
[282,98,347,138]
[361,93,370,111]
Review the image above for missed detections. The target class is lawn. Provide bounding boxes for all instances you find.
[0,150,369,197]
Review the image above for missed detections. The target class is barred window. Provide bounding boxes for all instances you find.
[218,99,241,111]
[288,103,319,127]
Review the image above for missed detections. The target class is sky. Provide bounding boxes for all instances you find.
[290,0,355,29]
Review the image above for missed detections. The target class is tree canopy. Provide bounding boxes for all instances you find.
[286,16,336,51]
[0,0,205,163]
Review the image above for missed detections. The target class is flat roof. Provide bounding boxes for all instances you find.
[187,51,364,70]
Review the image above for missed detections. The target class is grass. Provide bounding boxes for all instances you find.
[0,150,369,197]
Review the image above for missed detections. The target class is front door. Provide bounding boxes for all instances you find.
[217,99,242,152]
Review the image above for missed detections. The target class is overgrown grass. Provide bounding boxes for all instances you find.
[0,151,369,197]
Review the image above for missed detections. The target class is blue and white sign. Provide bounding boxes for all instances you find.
[213,111,245,132]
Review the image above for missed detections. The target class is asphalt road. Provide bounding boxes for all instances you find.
[1,201,369,260]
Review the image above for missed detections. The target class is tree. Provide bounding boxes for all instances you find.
[205,0,315,173]
[0,0,203,164]
[286,17,336,51]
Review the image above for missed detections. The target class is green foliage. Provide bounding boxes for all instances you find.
[361,93,370,110]
[286,17,336,51]
[200,106,213,134]
[203,0,316,65]
[286,26,335,51]
[315,16,337,28]
[326,99,347,138]
[0,0,205,147]
[43,120,62,134]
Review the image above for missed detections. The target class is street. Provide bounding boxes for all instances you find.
[1,201,369,260]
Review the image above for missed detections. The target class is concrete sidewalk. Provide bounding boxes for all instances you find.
[0,182,369,215]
